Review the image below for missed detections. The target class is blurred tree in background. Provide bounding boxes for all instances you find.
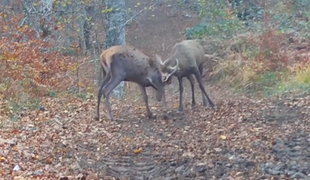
[1,0,310,109]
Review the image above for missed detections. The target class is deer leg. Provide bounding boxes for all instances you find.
[192,68,216,109]
[161,88,168,113]
[198,65,208,106]
[198,65,204,77]
[138,85,153,119]
[102,74,125,120]
[177,76,184,112]
[187,75,196,109]
[95,71,111,120]
[162,93,168,119]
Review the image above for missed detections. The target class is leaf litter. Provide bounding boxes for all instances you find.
[0,85,310,179]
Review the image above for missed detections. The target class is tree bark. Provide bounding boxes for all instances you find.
[104,0,126,99]
[75,1,87,56]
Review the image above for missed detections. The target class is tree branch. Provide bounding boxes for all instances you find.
[111,2,158,46]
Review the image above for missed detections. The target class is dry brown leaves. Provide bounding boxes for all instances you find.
[0,85,310,179]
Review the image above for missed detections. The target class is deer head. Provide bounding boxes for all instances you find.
[155,54,179,83]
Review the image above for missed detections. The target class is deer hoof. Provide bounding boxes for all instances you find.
[94,116,100,121]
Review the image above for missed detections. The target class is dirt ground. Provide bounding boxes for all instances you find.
[1,1,310,180]
[1,84,310,179]
[78,88,310,180]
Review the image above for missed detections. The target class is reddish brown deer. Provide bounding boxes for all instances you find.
[155,39,217,112]
[95,45,167,121]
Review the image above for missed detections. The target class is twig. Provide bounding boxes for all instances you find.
[73,58,99,94]
[72,58,99,71]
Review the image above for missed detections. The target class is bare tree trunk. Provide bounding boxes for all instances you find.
[75,1,87,56]
[104,0,126,99]
[40,0,53,40]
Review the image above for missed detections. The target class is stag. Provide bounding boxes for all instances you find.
[95,45,167,121]
[155,39,216,112]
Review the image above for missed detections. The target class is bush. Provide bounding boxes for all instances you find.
[0,14,77,111]
[186,0,310,96]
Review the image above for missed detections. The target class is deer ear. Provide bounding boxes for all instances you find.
[147,76,158,90]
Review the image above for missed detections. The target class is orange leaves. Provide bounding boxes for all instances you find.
[0,156,6,162]
[12,129,19,134]
[45,158,53,164]
[0,15,78,101]
[31,154,40,161]
[0,35,77,98]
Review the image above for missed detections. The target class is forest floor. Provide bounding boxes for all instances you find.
[1,83,310,180]
[1,1,310,180]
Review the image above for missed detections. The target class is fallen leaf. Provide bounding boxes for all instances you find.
[0,156,5,162]
[12,146,18,152]
[133,147,143,154]
[124,137,131,142]
[220,135,227,140]
[214,148,222,152]
[12,129,19,134]
[45,158,53,164]
[13,176,25,180]
[86,171,99,180]
[31,154,40,160]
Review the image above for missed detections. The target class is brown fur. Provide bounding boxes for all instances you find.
[156,39,216,112]
[96,45,167,121]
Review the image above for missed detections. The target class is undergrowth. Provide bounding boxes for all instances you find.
[2,0,310,117]
[190,0,310,97]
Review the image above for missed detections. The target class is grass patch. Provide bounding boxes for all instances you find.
[276,63,310,95]
[213,59,310,97]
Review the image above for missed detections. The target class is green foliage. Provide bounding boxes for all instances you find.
[102,7,113,13]
[77,93,87,99]
[293,68,310,84]
[240,71,284,96]
[186,0,244,40]
[187,0,310,97]
[185,24,207,39]
[274,64,310,95]
[58,47,77,56]
[256,72,280,89]
[77,92,92,100]
[5,93,42,121]
[48,91,57,97]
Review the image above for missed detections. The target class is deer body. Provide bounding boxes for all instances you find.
[95,45,167,121]
[156,39,216,112]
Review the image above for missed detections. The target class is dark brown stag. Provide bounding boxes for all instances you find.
[95,45,167,121]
